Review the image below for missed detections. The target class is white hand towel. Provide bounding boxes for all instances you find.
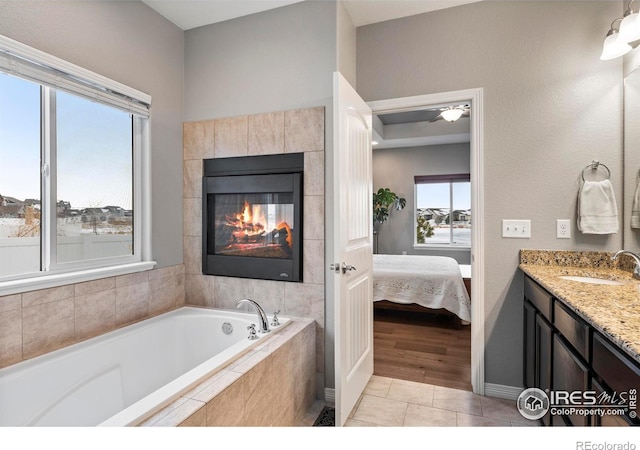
[632,179,640,229]
[577,179,619,234]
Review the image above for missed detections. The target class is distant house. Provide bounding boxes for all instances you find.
[0,194,25,218]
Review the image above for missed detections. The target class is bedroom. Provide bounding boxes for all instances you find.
[371,101,473,391]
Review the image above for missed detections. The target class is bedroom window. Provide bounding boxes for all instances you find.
[414,174,471,248]
[0,34,153,292]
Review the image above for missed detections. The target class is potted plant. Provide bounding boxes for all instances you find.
[373,187,406,224]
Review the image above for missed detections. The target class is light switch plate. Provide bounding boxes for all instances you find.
[502,220,531,238]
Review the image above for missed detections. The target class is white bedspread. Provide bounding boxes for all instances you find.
[373,254,471,322]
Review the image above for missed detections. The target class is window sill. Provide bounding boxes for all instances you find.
[413,245,471,251]
[0,261,157,297]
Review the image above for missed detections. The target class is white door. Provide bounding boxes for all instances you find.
[332,72,374,426]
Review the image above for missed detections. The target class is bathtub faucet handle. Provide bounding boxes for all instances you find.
[271,310,281,327]
[247,324,259,340]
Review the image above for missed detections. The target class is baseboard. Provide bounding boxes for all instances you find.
[324,388,335,403]
[484,383,522,400]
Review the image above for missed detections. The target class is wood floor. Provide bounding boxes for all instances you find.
[373,308,472,391]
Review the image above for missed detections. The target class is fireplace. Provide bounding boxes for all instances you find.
[202,153,303,282]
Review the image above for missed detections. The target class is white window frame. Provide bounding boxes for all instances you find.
[0,35,154,296]
[413,175,471,250]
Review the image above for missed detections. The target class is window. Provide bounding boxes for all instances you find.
[0,35,152,290]
[414,174,471,247]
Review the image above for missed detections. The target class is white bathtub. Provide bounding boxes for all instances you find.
[0,306,289,426]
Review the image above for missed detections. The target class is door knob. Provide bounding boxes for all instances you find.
[341,263,357,274]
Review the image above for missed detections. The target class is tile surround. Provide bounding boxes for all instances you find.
[0,264,186,370]
[182,106,327,397]
[142,317,315,427]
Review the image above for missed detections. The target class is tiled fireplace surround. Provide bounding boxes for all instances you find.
[0,106,325,425]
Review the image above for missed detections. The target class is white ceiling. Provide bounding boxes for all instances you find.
[141,0,482,31]
[140,0,477,148]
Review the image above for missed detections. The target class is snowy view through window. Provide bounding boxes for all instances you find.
[416,181,471,246]
[0,74,133,277]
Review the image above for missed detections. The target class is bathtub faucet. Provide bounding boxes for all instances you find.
[236,298,270,333]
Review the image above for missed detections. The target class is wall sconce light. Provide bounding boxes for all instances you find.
[601,1,640,60]
[441,107,464,122]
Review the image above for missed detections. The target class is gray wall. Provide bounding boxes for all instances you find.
[373,144,471,264]
[184,0,337,121]
[358,1,623,387]
[0,0,185,268]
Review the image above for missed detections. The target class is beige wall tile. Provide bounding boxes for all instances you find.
[205,379,246,426]
[141,397,205,427]
[304,151,324,196]
[184,120,214,161]
[0,309,22,368]
[248,112,285,155]
[0,293,21,313]
[283,282,324,325]
[183,197,202,237]
[179,405,207,427]
[74,277,116,297]
[185,274,215,307]
[116,271,149,288]
[22,297,74,359]
[148,264,185,281]
[22,285,74,308]
[183,236,202,275]
[214,116,248,158]
[185,369,243,403]
[149,274,184,315]
[303,195,324,240]
[183,159,203,199]
[115,282,150,326]
[75,289,116,342]
[303,240,324,285]
[284,107,325,153]
[215,277,284,313]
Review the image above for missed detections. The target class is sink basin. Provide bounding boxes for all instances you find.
[558,276,625,286]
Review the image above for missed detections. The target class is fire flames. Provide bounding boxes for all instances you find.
[225,201,292,249]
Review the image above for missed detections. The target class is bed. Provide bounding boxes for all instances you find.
[372,254,471,324]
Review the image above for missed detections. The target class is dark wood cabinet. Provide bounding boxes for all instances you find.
[523,274,640,427]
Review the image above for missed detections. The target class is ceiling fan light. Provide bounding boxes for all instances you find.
[600,30,632,60]
[620,10,640,42]
[441,108,464,122]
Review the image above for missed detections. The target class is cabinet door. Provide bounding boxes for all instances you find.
[592,379,635,426]
[524,300,537,388]
[553,334,590,426]
[536,314,553,426]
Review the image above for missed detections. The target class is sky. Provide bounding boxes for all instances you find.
[0,73,133,210]
[416,181,471,211]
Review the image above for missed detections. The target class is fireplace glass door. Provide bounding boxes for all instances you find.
[203,154,303,282]
[213,193,294,259]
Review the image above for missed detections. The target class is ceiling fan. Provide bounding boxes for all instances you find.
[430,104,470,123]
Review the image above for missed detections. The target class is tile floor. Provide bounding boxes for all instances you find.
[304,375,539,427]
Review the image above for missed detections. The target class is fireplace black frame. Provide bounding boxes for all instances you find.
[202,153,303,282]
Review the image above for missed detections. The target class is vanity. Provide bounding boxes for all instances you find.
[520,250,640,427]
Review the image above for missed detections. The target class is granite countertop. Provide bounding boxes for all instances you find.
[519,250,640,364]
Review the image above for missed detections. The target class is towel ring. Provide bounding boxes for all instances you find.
[581,160,610,182]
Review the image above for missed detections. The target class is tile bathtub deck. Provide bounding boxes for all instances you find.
[344,376,536,427]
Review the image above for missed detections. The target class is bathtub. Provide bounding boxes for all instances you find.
[0,306,290,426]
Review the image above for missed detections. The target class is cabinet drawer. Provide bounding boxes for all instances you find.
[554,301,589,361]
[592,333,640,394]
[524,276,552,320]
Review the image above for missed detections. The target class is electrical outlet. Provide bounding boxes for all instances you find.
[502,220,531,238]
[557,219,571,239]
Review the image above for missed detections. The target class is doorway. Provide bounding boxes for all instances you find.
[368,89,484,395]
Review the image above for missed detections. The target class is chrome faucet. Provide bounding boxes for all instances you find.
[612,250,640,280]
[236,298,270,333]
